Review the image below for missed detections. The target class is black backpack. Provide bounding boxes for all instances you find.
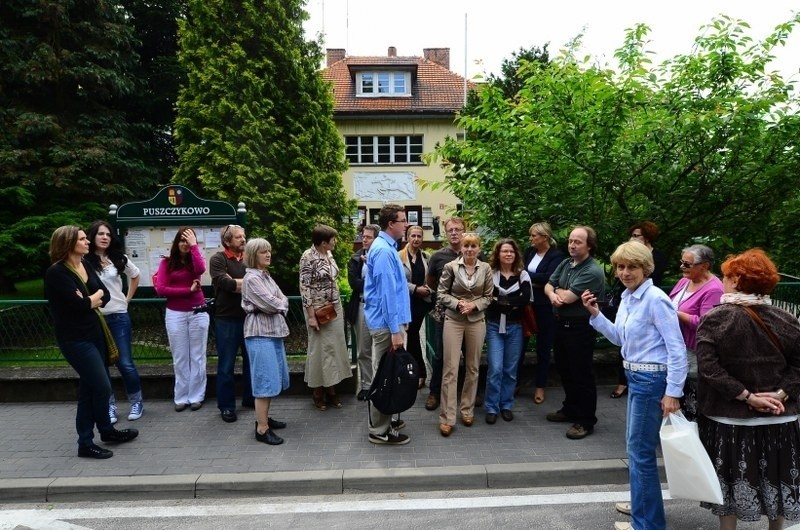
[368,347,419,415]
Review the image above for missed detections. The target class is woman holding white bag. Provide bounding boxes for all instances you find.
[581,241,687,530]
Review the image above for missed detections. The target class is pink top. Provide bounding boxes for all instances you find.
[156,245,207,312]
[668,276,724,349]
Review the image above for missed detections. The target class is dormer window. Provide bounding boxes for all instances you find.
[357,71,411,96]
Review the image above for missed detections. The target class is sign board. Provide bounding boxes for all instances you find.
[111,185,246,293]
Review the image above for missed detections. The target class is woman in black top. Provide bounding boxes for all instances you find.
[399,225,432,388]
[45,225,138,459]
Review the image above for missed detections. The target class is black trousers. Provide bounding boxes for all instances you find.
[553,317,597,429]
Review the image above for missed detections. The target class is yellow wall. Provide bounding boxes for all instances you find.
[337,117,461,239]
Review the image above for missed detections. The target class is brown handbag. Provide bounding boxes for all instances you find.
[314,303,337,325]
[522,304,538,337]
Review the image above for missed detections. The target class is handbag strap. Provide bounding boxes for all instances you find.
[740,305,782,353]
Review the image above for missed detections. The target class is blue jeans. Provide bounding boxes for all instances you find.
[626,369,668,530]
[58,335,113,447]
[485,320,522,414]
[428,320,444,396]
[215,317,253,411]
[105,312,142,404]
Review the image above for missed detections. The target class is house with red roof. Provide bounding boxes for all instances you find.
[322,46,471,239]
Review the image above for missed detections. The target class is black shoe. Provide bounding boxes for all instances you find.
[368,431,410,445]
[221,410,237,423]
[100,428,139,444]
[175,403,188,412]
[256,429,284,445]
[190,402,203,411]
[390,419,406,430]
[501,409,514,422]
[78,444,113,459]
[566,423,594,440]
[357,389,369,401]
[485,413,497,425]
[268,417,286,430]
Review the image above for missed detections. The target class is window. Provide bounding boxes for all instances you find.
[357,71,410,96]
[345,135,423,165]
[422,207,433,229]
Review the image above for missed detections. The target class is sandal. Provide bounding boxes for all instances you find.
[325,392,343,408]
[533,388,545,404]
[312,388,327,411]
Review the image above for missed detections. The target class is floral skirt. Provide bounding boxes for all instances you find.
[698,415,800,522]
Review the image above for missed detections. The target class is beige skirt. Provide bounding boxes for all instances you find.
[304,301,351,388]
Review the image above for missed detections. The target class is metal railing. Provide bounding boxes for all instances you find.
[0,296,356,365]
[3,283,799,365]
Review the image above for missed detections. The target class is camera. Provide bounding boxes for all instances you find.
[192,298,216,315]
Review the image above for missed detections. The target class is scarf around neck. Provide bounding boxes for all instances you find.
[720,292,771,306]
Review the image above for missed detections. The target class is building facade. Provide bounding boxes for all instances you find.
[322,47,470,240]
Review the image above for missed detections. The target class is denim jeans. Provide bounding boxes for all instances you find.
[215,317,253,411]
[428,320,444,395]
[484,320,522,414]
[626,368,668,530]
[59,335,113,447]
[105,312,142,404]
[553,317,597,428]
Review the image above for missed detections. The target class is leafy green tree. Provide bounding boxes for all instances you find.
[0,0,161,293]
[174,0,353,291]
[430,16,800,274]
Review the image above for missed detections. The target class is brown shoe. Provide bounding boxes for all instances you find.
[439,423,453,437]
[312,388,327,411]
[425,394,440,411]
[461,414,474,427]
[566,423,594,440]
[546,410,570,422]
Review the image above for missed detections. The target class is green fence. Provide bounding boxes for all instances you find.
[3,283,799,366]
[0,296,356,365]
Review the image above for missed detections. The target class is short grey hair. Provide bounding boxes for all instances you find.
[244,238,272,269]
[682,244,715,268]
[364,224,380,238]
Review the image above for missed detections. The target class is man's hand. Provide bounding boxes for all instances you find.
[390,332,404,350]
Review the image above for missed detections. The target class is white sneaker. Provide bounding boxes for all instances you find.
[615,502,632,515]
[128,401,143,421]
[109,404,118,425]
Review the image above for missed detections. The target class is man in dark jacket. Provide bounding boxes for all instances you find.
[347,224,379,400]
[210,224,254,423]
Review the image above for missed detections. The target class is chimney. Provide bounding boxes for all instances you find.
[326,48,346,66]
[423,48,450,69]
[388,46,397,57]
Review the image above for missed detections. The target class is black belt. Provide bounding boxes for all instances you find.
[554,314,589,322]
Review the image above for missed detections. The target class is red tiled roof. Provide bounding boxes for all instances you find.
[322,55,472,115]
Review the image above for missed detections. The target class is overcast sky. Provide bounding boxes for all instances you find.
[304,0,799,81]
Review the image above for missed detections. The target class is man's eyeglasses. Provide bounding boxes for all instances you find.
[446,228,464,234]
[392,217,408,224]
[222,224,243,240]
[679,260,702,269]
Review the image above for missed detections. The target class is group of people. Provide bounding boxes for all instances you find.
[45,213,800,530]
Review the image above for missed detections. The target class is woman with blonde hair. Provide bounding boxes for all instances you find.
[399,224,432,388]
[521,221,565,404]
[582,240,686,530]
[696,249,800,530]
[437,233,493,436]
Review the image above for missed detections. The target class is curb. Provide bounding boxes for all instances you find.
[0,459,660,503]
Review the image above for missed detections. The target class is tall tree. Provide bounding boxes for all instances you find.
[430,16,800,273]
[0,0,161,293]
[174,0,352,291]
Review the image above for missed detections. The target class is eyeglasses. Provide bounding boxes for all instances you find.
[446,228,464,234]
[392,217,408,224]
[679,260,702,269]
[222,224,243,240]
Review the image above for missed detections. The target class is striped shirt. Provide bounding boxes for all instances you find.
[242,268,289,338]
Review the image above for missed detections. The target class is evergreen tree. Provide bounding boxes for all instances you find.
[174,0,353,291]
[0,0,160,293]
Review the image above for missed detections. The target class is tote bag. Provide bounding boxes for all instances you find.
[659,411,723,504]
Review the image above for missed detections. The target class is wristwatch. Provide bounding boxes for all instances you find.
[775,389,789,402]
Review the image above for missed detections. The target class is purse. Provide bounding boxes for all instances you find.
[314,302,337,325]
[660,411,723,504]
[522,304,538,337]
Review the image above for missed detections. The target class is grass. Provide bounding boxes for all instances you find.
[0,279,44,301]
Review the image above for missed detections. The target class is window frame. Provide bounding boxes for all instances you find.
[356,71,411,97]
[345,135,424,165]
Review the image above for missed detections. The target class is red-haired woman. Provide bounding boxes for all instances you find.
[696,249,800,530]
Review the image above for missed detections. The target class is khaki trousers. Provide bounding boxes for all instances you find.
[439,316,486,426]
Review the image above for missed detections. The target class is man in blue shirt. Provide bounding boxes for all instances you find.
[364,204,412,445]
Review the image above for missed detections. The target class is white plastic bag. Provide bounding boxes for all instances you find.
[660,411,724,504]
